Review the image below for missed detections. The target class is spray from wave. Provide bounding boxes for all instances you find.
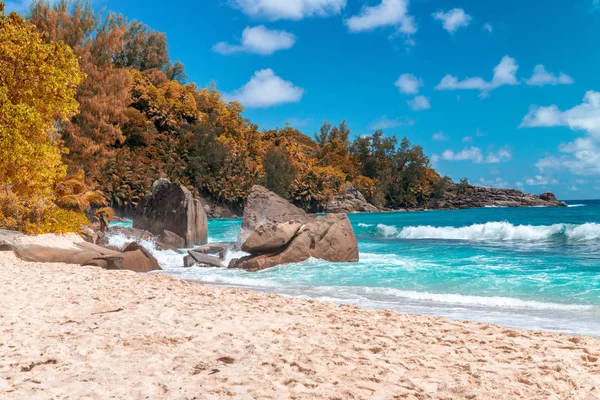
[371,222,600,241]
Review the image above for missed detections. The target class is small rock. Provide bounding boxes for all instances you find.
[188,251,223,268]
[183,255,195,268]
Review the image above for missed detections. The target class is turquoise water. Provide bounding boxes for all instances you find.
[109,201,600,336]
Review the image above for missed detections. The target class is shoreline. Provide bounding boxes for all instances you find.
[174,277,600,338]
[2,252,599,399]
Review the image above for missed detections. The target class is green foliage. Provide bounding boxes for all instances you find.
[264,147,296,197]
[458,177,471,195]
[350,133,442,208]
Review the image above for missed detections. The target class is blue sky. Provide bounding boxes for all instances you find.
[8,0,600,199]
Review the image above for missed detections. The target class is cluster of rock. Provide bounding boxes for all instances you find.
[230,185,359,272]
[325,184,379,214]
[1,230,162,273]
[2,179,212,273]
[427,186,567,210]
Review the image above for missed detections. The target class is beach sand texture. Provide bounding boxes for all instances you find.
[1,251,599,400]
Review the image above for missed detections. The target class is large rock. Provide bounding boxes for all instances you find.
[134,179,208,248]
[232,214,359,272]
[88,250,161,273]
[12,235,118,264]
[241,221,303,254]
[325,184,379,214]
[539,192,558,202]
[231,186,359,271]
[239,185,308,244]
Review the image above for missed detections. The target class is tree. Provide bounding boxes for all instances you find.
[0,9,85,231]
[264,147,296,197]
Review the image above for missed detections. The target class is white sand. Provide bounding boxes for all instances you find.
[1,251,599,399]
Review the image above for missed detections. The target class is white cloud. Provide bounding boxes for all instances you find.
[435,56,519,95]
[213,26,296,56]
[346,0,416,34]
[485,147,512,163]
[441,146,483,162]
[520,91,600,138]
[395,74,423,94]
[432,132,447,141]
[483,23,493,33]
[224,69,304,108]
[526,65,574,87]
[369,115,414,130]
[407,95,430,111]
[525,175,559,186]
[437,146,511,164]
[568,185,578,191]
[229,0,346,20]
[462,136,473,143]
[432,8,472,34]
[535,151,600,176]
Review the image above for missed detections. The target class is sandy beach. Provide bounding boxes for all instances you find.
[1,251,599,400]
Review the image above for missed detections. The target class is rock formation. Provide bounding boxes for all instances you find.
[325,184,379,214]
[238,185,308,244]
[134,179,208,248]
[230,186,359,272]
[5,232,161,273]
[427,186,567,210]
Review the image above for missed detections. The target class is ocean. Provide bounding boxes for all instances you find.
[108,200,600,336]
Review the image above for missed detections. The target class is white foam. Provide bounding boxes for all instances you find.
[106,232,184,269]
[371,221,600,242]
[377,223,400,236]
[358,223,374,228]
[566,223,600,240]
[568,204,585,208]
[361,287,593,311]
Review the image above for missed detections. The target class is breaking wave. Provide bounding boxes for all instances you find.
[372,222,600,242]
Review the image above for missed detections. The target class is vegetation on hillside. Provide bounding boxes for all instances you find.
[1,0,452,233]
[0,5,95,233]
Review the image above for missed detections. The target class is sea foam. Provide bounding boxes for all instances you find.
[373,221,600,242]
[361,287,593,311]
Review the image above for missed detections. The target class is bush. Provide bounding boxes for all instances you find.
[23,207,90,235]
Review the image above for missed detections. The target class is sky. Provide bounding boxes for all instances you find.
[7,0,600,200]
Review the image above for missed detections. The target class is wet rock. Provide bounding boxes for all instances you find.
[188,251,223,268]
[230,186,359,271]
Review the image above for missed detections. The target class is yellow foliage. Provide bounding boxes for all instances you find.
[23,207,90,235]
[95,207,115,221]
[55,171,107,212]
[0,11,85,232]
